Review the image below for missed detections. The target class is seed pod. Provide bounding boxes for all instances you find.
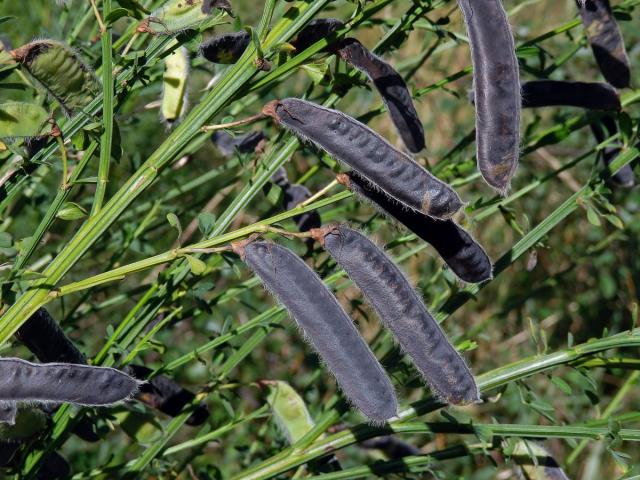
[578,0,631,89]
[263,380,315,444]
[0,402,16,426]
[457,0,521,194]
[125,365,209,426]
[335,38,425,153]
[0,102,53,139]
[161,40,189,126]
[512,441,570,480]
[16,308,86,365]
[282,184,322,232]
[146,0,228,34]
[10,40,99,115]
[312,225,480,405]
[211,130,265,156]
[591,115,634,188]
[521,80,621,111]
[292,18,345,52]
[263,98,463,219]
[233,240,398,422]
[0,358,141,406]
[200,31,251,64]
[338,172,492,283]
[360,435,421,460]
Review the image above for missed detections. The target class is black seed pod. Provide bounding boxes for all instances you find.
[338,172,492,283]
[16,308,86,365]
[336,38,425,153]
[578,0,631,89]
[264,98,463,219]
[233,240,398,422]
[211,130,265,157]
[591,115,635,188]
[0,358,141,406]
[125,365,209,426]
[312,225,480,405]
[360,436,421,460]
[292,18,345,52]
[457,0,521,194]
[200,31,251,64]
[521,80,621,111]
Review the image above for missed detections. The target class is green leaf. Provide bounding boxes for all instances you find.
[586,206,601,227]
[105,8,132,24]
[550,377,572,395]
[197,212,217,236]
[0,232,12,248]
[167,213,182,240]
[185,254,206,275]
[604,214,624,230]
[0,102,51,138]
[56,202,87,221]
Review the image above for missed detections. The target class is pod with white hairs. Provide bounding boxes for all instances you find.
[335,38,425,153]
[233,240,398,422]
[146,0,231,35]
[292,18,345,52]
[521,80,620,111]
[0,358,141,409]
[578,0,631,89]
[200,31,251,64]
[337,172,492,283]
[311,225,480,405]
[457,0,521,194]
[161,40,190,126]
[263,98,463,219]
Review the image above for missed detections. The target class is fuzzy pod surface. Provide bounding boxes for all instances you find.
[10,40,99,114]
[578,0,631,89]
[292,18,345,52]
[161,41,190,125]
[211,130,265,156]
[336,38,425,153]
[591,115,635,188]
[512,441,570,480]
[0,358,140,406]
[0,102,53,139]
[313,225,480,405]
[263,380,315,444]
[126,365,209,426]
[147,0,228,34]
[234,240,398,422]
[265,98,462,219]
[521,80,620,111]
[338,172,492,283]
[16,308,86,365]
[457,0,521,194]
[200,31,251,64]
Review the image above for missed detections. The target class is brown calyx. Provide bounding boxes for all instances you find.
[335,173,351,188]
[261,100,281,122]
[309,225,338,246]
[10,41,52,65]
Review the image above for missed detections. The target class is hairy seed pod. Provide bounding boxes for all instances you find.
[200,31,251,64]
[312,225,480,405]
[211,130,265,156]
[591,115,635,188]
[233,240,398,422]
[282,184,322,232]
[521,80,620,111]
[360,435,421,460]
[0,358,141,406]
[263,98,462,219]
[0,102,52,139]
[512,441,570,480]
[10,40,99,114]
[578,0,631,89]
[147,0,227,34]
[0,402,16,426]
[457,0,521,194]
[263,380,315,444]
[161,41,189,125]
[125,365,209,426]
[335,38,425,153]
[16,308,86,365]
[292,18,345,52]
[338,172,492,283]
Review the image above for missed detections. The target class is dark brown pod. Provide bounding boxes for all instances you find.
[292,18,345,52]
[336,38,425,153]
[200,31,251,64]
[125,365,209,426]
[338,172,492,283]
[457,0,521,194]
[578,0,631,89]
[263,98,463,219]
[233,240,398,422]
[211,130,265,156]
[521,80,621,111]
[312,225,480,405]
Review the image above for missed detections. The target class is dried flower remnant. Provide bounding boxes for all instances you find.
[338,172,492,283]
[312,225,480,405]
[233,240,398,422]
[578,0,631,89]
[263,98,463,219]
[457,0,521,194]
